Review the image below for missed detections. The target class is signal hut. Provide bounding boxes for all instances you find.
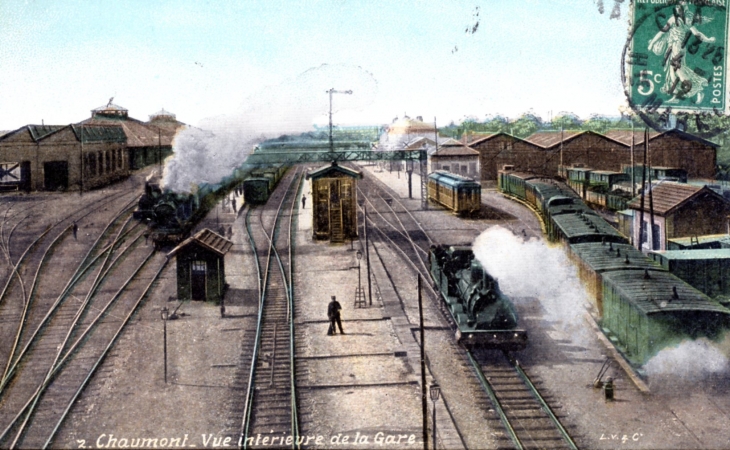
[306,162,363,243]
[168,228,233,302]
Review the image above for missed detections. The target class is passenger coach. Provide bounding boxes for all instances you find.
[427,170,481,215]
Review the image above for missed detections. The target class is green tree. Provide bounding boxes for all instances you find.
[510,112,543,138]
[549,113,582,131]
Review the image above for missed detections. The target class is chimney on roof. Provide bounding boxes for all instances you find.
[672,286,679,300]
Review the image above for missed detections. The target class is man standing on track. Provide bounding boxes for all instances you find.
[327,295,344,335]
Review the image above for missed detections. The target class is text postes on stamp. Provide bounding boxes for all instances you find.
[624,0,729,135]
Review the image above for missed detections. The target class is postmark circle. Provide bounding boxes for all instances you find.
[621,0,729,139]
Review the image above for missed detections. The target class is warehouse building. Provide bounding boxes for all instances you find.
[469,128,717,182]
[0,123,127,191]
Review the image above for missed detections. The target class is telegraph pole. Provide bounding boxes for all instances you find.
[326,88,352,152]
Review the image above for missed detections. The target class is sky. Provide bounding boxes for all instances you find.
[0,0,630,131]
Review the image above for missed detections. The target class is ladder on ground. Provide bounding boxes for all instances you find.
[354,285,366,308]
[330,206,344,243]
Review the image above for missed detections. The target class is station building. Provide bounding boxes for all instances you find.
[0,101,185,192]
[428,142,480,180]
[80,102,185,170]
[0,123,127,191]
[627,182,730,252]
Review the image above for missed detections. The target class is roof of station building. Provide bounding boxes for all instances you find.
[626,182,726,215]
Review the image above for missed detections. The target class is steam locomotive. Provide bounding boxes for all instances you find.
[429,244,527,350]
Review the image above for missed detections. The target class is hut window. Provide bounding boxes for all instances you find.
[192,261,206,273]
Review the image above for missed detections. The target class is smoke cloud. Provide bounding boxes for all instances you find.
[644,338,729,380]
[472,226,594,343]
[163,64,378,192]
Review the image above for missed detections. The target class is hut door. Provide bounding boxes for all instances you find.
[329,179,344,242]
[191,260,207,300]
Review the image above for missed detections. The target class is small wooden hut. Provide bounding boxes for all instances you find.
[168,228,233,301]
[305,162,363,242]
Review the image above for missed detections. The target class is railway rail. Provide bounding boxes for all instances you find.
[0,193,168,449]
[239,167,301,449]
[468,350,578,450]
[354,165,578,450]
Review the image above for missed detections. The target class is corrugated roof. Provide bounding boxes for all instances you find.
[626,182,706,214]
[603,129,718,148]
[81,117,168,147]
[523,130,582,148]
[603,130,660,146]
[27,125,65,141]
[432,143,478,156]
[168,228,233,257]
[650,249,730,260]
[571,242,666,273]
[72,124,127,143]
[602,269,730,315]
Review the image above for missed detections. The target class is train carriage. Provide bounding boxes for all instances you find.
[427,171,481,215]
[568,241,666,317]
[602,270,730,365]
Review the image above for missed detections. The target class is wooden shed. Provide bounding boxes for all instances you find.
[306,162,363,243]
[168,228,233,302]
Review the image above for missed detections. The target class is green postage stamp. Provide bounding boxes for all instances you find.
[629,0,729,112]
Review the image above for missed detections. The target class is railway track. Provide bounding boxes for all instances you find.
[0,195,168,449]
[354,165,579,450]
[0,189,141,371]
[239,168,301,449]
[468,350,577,450]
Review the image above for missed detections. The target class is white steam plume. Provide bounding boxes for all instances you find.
[472,226,593,344]
[163,64,378,192]
[644,338,729,380]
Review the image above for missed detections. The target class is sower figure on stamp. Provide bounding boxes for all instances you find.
[327,295,344,335]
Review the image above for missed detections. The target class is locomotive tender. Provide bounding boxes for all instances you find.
[498,168,730,366]
[429,244,527,350]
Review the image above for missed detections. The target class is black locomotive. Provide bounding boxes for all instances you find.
[429,244,527,350]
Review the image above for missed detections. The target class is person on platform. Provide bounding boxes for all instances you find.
[327,295,344,335]
[302,195,307,209]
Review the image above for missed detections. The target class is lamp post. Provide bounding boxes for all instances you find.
[406,159,414,199]
[161,307,169,384]
[430,381,441,450]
